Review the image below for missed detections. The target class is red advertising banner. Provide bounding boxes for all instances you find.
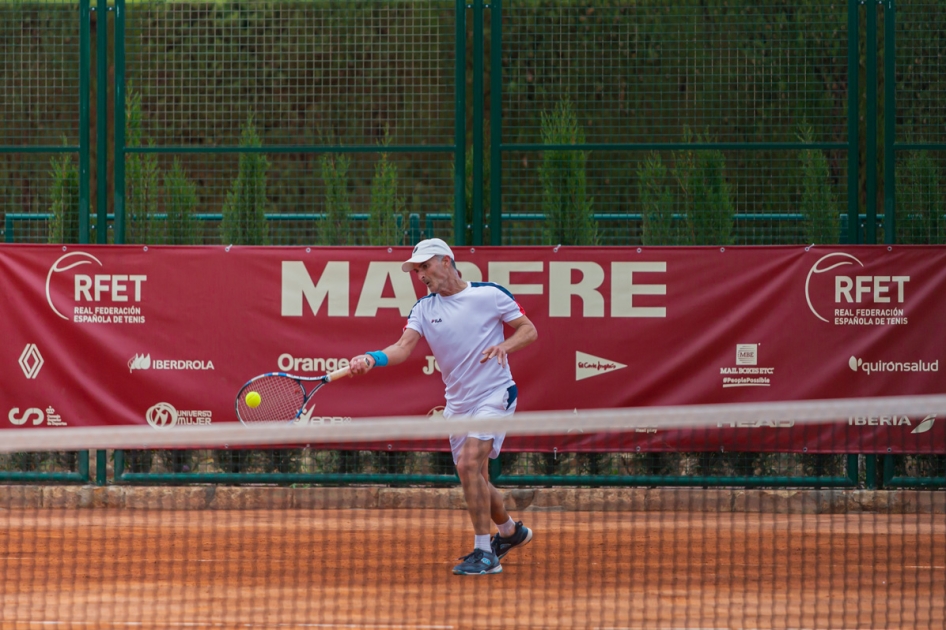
[1,244,943,453]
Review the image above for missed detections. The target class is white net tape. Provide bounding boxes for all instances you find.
[3,394,945,453]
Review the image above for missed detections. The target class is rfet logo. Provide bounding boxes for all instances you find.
[46,252,148,324]
[805,252,910,326]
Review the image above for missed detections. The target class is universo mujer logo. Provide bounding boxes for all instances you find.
[848,356,939,375]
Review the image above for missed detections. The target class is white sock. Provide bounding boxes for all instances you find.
[474,534,492,553]
[498,517,517,538]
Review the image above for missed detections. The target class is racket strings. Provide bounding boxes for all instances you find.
[237,376,308,423]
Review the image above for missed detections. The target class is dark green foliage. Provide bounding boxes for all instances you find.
[221,115,270,246]
[125,87,162,245]
[798,125,840,244]
[163,159,200,245]
[675,129,734,246]
[319,152,353,246]
[538,98,596,246]
[367,137,405,247]
[638,153,679,246]
[48,149,80,245]
[896,150,944,245]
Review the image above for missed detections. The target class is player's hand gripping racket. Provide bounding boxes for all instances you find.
[235,366,351,425]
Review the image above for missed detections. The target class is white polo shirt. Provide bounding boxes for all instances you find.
[406,282,525,414]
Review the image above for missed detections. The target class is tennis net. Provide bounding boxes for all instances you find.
[1,395,944,628]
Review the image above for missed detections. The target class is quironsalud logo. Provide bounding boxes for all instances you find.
[848,356,939,375]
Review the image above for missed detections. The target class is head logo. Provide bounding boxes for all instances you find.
[146,402,178,429]
[18,344,44,379]
[129,353,152,372]
[805,252,863,322]
[46,252,103,320]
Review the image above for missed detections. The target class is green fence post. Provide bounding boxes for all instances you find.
[865,454,878,489]
[471,0,484,246]
[847,0,861,244]
[453,0,467,246]
[78,451,90,482]
[489,0,503,245]
[96,450,108,485]
[114,0,126,244]
[865,1,878,244]
[847,454,859,485]
[80,0,92,245]
[883,0,896,245]
[882,454,895,488]
[96,0,109,244]
[489,455,503,483]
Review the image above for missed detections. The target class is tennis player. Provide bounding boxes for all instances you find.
[349,238,537,575]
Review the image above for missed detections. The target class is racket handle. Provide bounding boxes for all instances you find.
[324,366,352,382]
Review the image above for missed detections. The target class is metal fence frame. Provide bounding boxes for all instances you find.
[1,0,943,488]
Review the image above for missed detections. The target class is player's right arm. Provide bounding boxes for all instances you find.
[349,327,422,375]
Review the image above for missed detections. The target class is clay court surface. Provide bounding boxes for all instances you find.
[1,508,943,629]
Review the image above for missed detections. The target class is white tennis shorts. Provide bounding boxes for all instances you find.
[445,384,518,464]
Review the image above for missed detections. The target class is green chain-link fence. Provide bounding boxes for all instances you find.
[1,0,943,486]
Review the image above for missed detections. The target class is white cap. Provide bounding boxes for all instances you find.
[401,238,455,272]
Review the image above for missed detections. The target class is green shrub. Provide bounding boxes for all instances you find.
[638,152,679,246]
[676,129,734,246]
[126,87,161,245]
[367,136,405,247]
[538,98,596,246]
[163,158,200,245]
[221,114,271,246]
[798,124,840,244]
[896,150,944,244]
[48,149,80,245]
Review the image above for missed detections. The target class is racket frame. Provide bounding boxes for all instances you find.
[234,366,351,425]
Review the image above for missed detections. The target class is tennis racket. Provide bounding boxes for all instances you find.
[235,366,351,425]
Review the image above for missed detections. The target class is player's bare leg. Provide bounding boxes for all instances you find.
[454,437,494,535]
[452,438,503,574]
[480,453,534,561]
[479,457,510,526]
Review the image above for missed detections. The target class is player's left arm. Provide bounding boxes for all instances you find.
[480,315,538,367]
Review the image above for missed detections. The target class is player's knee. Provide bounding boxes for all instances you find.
[454,455,480,479]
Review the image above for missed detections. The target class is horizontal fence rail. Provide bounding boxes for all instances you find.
[0,0,943,489]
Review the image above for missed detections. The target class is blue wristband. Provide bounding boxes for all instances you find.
[366,351,389,367]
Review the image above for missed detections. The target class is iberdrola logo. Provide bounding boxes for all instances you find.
[129,353,152,372]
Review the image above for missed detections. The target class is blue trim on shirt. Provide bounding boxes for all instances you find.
[406,292,437,321]
[470,281,517,302]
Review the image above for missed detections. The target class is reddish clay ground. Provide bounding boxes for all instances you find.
[1,509,943,628]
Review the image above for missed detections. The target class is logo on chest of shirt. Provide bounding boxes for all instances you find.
[430,318,443,323]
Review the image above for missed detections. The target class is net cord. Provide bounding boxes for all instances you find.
[2,394,944,453]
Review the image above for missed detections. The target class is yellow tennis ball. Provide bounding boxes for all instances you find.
[245,391,261,408]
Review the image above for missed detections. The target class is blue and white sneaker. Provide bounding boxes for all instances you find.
[452,548,502,575]
[490,521,533,560]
